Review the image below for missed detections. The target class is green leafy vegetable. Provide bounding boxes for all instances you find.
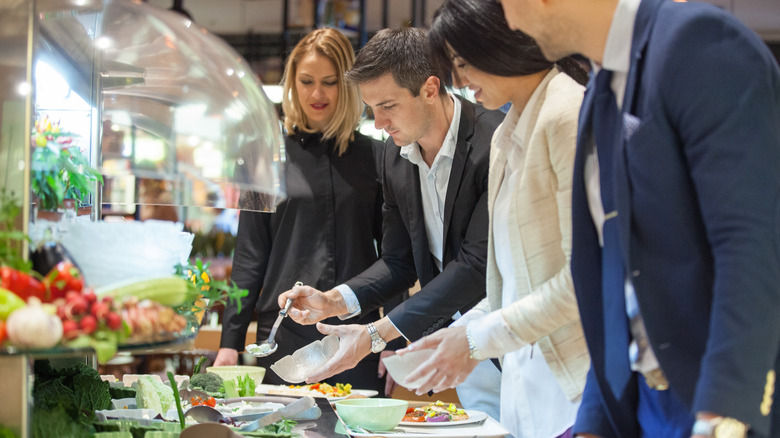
[190,371,224,394]
[0,189,32,272]
[31,405,92,438]
[175,258,249,314]
[32,359,111,434]
[222,379,239,399]
[108,385,136,399]
[168,371,186,429]
[238,419,298,437]
[236,373,256,397]
[193,356,207,375]
[0,424,19,438]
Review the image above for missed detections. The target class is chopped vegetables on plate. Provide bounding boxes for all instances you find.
[402,401,469,423]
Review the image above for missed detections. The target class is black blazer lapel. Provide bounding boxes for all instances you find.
[408,163,434,280]
[442,98,475,257]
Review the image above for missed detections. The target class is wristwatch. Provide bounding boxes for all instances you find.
[692,417,748,438]
[366,322,387,353]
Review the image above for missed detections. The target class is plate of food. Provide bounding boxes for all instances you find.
[256,382,378,401]
[400,401,488,427]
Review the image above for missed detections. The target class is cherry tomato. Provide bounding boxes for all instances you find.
[190,395,216,407]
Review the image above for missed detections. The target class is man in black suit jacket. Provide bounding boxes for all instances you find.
[278,27,504,399]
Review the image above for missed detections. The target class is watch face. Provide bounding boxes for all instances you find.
[714,418,748,438]
[371,339,387,353]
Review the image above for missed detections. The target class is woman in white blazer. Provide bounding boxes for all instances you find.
[397,1,590,437]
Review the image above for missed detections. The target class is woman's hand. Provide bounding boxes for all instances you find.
[397,326,479,395]
[214,347,238,366]
[378,350,399,397]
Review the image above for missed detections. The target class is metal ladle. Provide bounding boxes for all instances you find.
[246,281,300,357]
[184,405,225,423]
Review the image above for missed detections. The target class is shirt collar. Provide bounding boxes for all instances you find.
[595,0,640,75]
[494,69,558,170]
[401,94,461,167]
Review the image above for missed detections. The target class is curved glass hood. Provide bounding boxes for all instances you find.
[35,0,286,212]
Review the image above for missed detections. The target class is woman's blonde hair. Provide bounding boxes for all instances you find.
[281,28,363,156]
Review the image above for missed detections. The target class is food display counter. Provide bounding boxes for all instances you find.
[0,0,287,436]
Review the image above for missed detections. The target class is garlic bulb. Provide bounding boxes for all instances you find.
[6,298,63,349]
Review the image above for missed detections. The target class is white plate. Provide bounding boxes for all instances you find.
[255,383,378,401]
[400,409,488,427]
[346,413,509,438]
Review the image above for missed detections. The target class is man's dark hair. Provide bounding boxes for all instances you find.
[346,27,446,96]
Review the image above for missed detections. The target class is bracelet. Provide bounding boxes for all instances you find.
[466,326,479,360]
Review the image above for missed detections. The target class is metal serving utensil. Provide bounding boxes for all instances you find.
[184,405,225,423]
[246,281,300,357]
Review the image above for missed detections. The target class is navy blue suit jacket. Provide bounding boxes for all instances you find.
[571,1,780,436]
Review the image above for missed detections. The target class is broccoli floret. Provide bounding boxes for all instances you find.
[189,372,224,393]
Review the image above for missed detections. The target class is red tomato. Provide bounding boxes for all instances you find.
[0,266,46,302]
[0,319,6,345]
[45,262,84,301]
[190,396,216,407]
[402,410,426,422]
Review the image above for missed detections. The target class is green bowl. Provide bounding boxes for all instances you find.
[144,432,180,438]
[94,432,133,438]
[334,398,409,431]
[205,365,266,386]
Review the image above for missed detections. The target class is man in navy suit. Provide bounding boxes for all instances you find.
[278,27,504,417]
[499,0,780,437]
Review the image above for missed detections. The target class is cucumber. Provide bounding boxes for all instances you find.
[95,276,191,306]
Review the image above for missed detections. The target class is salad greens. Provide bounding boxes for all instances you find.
[237,419,297,437]
[235,373,256,397]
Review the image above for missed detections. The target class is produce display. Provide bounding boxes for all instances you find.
[402,401,469,423]
[0,197,256,365]
[15,359,300,438]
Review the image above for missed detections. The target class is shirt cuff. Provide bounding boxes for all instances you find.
[467,309,527,360]
[386,316,409,343]
[450,303,489,328]
[334,284,362,320]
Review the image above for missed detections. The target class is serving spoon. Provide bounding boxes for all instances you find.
[246,281,300,357]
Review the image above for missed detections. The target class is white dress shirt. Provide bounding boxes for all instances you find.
[585,0,661,374]
[467,71,579,438]
[335,96,462,339]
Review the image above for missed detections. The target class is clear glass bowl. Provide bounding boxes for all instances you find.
[36,0,286,212]
[270,335,340,383]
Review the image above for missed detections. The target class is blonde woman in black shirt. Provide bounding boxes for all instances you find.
[215,28,392,394]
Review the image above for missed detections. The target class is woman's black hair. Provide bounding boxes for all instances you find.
[428,0,588,86]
